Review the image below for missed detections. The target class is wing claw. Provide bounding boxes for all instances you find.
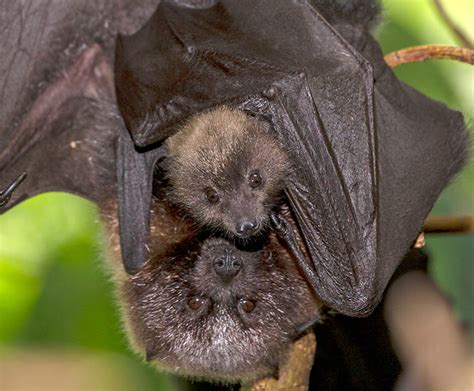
[0,173,27,208]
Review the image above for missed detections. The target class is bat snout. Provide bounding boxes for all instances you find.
[235,218,259,238]
[213,250,243,281]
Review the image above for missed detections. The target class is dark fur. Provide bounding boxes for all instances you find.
[165,106,290,238]
[116,187,320,383]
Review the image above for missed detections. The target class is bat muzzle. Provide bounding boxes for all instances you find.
[213,249,242,281]
[235,218,259,238]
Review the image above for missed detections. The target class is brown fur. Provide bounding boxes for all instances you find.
[102,187,320,383]
[99,106,318,383]
[165,106,290,237]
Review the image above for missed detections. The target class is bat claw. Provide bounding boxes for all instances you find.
[270,211,287,234]
[0,172,27,208]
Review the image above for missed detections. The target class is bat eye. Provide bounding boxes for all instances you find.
[188,296,207,310]
[248,172,262,188]
[239,298,256,313]
[205,188,220,204]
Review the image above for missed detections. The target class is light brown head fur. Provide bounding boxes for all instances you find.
[165,106,290,238]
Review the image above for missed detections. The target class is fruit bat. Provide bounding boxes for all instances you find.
[0,1,320,382]
[0,0,468,374]
[113,0,468,316]
[104,174,321,382]
[0,0,469,385]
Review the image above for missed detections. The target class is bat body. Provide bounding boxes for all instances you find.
[165,106,290,239]
[102,179,320,383]
[0,0,469,386]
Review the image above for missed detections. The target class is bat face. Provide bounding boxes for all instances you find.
[166,106,290,239]
[120,233,320,382]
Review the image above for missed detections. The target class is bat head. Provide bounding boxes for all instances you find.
[165,106,290,239]
[122,236,320,383]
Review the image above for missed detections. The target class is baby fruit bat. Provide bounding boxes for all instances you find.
[165,106,290,239]
[114,0,468,316]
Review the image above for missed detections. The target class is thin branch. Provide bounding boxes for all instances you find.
[433,0,473,48]
[423,215,474,234]
[385,45,474,68]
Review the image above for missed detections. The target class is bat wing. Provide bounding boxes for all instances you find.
[0,43,117,212]
[0,1,159,211]
[243,10,467,315]
[0,2,166,275]
[259,68,466,316]
[114,0,467,314]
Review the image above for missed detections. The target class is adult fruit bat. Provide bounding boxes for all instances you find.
[0,0,468,385]
[102,175,320,382]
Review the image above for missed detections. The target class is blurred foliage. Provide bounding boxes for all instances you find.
[0,195,179,390]
[0,0,472,389]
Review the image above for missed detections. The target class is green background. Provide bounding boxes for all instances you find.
[0,1,472,389]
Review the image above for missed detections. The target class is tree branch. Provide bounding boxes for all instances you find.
[423,215,474,234]
[385,45,474,68]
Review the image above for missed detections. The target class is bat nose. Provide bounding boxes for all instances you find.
[236,219,259,237]
[213,250,242,281]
